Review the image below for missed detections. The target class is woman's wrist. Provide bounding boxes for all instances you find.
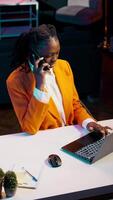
[35,76,46,92]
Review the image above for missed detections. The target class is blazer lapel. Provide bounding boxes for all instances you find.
[29,64,69,124]
[28,71,61,122]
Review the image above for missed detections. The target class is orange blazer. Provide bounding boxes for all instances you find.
[7,59,92,134]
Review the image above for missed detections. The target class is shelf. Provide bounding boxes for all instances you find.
[0,0,39,38]
[0,17,38,23]
[0,26,31,38]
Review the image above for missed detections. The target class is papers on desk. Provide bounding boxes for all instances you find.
[13,164,43,189]
[15,168,37,189]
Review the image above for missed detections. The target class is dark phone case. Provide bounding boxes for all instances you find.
[29,54,45,66]
[29,54,50,71]
[38,58,45,68]
[29,54,45,70]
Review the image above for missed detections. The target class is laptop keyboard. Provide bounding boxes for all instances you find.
[75,137,105,161]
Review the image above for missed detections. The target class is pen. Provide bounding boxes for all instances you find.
[22,167,38,182]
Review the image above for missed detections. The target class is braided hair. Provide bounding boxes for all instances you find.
[11,24,58,69]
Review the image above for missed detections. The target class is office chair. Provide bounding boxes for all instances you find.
[55,0,103,101]
[55,0,104,45]
[55,0,103,26]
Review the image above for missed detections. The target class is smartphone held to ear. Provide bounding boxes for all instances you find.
[28,54,45,72]
[38,57,46,68]
[28,54,50,72]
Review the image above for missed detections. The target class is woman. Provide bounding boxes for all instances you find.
[6,24,110,134]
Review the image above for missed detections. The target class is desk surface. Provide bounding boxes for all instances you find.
[0,119,113,200]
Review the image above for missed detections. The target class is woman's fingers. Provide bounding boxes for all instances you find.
[87,122,112,137]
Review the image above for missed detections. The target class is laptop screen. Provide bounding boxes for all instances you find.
[62,131,103,153]
[61,131,113,164]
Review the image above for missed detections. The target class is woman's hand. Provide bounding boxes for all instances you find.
[34,57,51,91]
[87,122,112,136]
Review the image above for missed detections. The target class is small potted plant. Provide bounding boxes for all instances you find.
[3,171,18,198]
[0,168,5,199]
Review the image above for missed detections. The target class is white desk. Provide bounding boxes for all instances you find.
[0,119,113,200]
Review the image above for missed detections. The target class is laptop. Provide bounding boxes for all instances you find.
[62,130,113,164]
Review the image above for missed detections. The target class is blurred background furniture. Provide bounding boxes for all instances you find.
[0,0,38,104]
[37,0,67,24]
[55,0,103,26]
[101,0,113,52]
[0,0,39,39]
[55,0,104,100]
